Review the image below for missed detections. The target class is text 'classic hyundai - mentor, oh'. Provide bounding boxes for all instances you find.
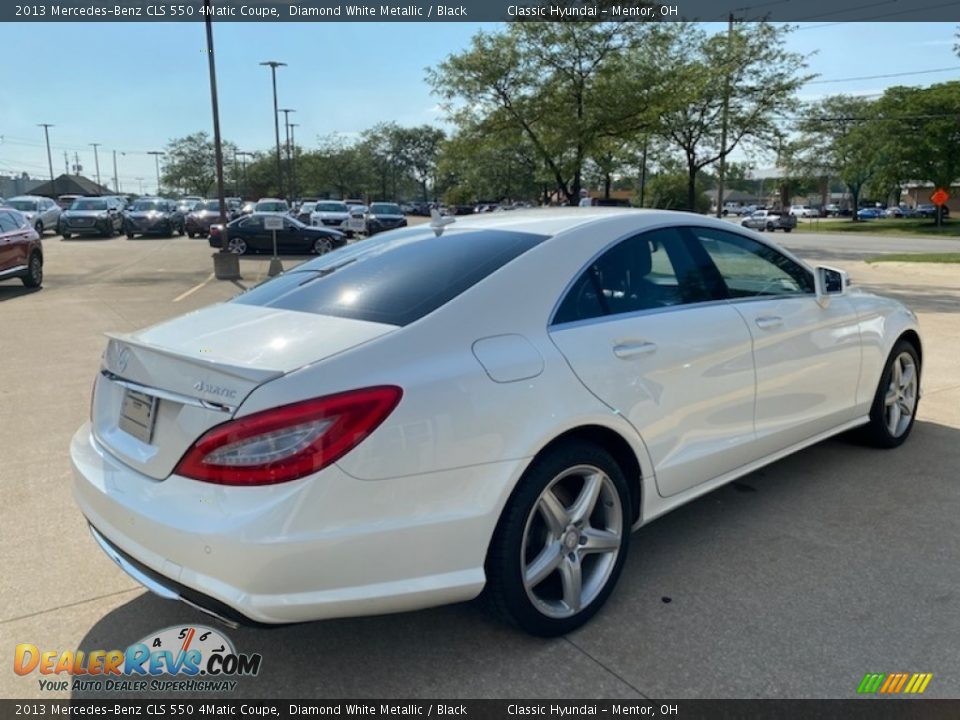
[71,209,922,636]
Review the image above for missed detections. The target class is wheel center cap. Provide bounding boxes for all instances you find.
[562,529,580,550]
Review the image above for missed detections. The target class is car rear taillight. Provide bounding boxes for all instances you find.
[174,386,402,486]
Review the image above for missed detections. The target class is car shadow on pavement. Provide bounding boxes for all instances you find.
[0,285,41,302]
[69,420,960,699]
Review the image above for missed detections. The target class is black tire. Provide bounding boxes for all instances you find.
[164,223,174,238]
[61,231,71,240]
[766,222,775,232]
[35,222,44,236]
[860,339,921,448]
[21,252,43,288]
[783,227,792,233]
[187,231,196,239]
[126,230,137,239]
[485,441,631,637]
[313,237,334,255]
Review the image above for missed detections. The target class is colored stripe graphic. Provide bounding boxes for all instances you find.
[858,672,932,694]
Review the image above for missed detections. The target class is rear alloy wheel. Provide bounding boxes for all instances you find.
[21,252,43,288]
[313,237,334,255]
[862,340,920,448]
[486,442,630,636]
[226,237,247,255]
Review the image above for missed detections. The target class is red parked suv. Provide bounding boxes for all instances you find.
[0,208,43,288]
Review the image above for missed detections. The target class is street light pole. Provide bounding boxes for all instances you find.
[112,150,124,193]
[279,108,295,202]
[90,143,102,190]
[38,124,55,195]
[289,123,299,201]
[148,151,164,195]
[260,61,287,202]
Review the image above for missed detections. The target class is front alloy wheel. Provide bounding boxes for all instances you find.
[486,442,630,636]
[862,339,920,448]
[313,237,334,255]
[226,237,247,255]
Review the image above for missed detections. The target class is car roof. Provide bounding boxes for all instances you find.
[428,207,726,237]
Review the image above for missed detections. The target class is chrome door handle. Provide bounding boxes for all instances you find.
[613,342,658,359]
[754,316,783,330]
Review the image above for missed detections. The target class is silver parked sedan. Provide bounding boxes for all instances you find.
[5,195,61,236]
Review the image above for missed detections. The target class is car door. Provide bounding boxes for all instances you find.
[549,227,757,499]
[0,211,20,271]
[690,226,863,456]
[236,216,268,250]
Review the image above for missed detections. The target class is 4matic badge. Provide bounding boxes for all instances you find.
[14,625,262,693]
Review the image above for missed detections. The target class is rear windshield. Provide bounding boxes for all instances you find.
[201,201,221,211]
[233,227,549,326]
[256,201,287,212]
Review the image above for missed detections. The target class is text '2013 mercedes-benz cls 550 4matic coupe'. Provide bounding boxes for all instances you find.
[71,209,922,636]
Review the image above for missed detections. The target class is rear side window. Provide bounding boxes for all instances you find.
[233,227,549,326]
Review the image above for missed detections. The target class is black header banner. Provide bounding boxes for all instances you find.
[4,700,960,719]
[6,0,960,22]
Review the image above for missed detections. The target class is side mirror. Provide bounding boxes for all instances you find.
[814,265,847,307]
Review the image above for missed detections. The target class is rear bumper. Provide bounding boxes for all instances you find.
[71,423,518,624]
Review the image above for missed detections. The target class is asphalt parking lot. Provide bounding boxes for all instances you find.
[2,226,959,700]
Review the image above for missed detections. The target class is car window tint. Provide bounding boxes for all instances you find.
[0,211,18,233]
[240,216,263,229]
[233,227,548,326]
[692,227,814,297]
[552,228,723,325]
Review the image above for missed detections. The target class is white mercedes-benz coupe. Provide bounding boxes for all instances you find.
[72,209,921,636]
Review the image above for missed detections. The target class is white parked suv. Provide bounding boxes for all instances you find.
[789,205,819,218]
[310,200,351,233]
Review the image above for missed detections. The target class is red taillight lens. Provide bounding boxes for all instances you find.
[174,386,402,486]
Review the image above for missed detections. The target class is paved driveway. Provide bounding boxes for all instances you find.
[1,229,957,699]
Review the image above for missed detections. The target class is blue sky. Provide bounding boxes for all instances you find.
[1,21,957,194]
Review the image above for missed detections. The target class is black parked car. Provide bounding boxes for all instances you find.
[365,202,408,235]
[124,199,186,238]
[59,196,125,238]
[186,200,232,237]
[208,213,345,255]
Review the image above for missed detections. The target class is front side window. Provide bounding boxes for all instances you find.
[7,200,38,212]
[692,228,814,298]
[553,228,723,325]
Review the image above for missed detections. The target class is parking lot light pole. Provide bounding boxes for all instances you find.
[279,108,295,201]
[206,0,240,280]
[289,123,299,201]
[112,150,124,193]
[260,61,287,202]
[38,124,55,196]
[148,151,164,195]
[90,143,102,190]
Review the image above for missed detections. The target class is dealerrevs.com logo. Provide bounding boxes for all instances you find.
[14,625,262,693]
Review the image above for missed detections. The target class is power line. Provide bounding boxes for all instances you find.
[806,67,960,85]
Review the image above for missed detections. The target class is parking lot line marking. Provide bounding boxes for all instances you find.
[174,273,215,302]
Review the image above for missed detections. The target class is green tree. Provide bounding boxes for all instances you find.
[393,125,446,201]
[654,22,811,210]
[792,95,882,221]
[429,21,672,205]
[161,132,237,197]
[875,81,960,220]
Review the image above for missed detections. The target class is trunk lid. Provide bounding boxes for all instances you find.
[92,303,397,480]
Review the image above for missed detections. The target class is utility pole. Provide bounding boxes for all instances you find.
[38,124,55,195]
[63,151,69,176]
[260,61,287,201]
[715,13,734,218]
[73,152,81,174]
[279,108,295,201]
[289,122,299,201]
[639,137,649,208]
[90,143,102,189]
[148,151,164,195]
